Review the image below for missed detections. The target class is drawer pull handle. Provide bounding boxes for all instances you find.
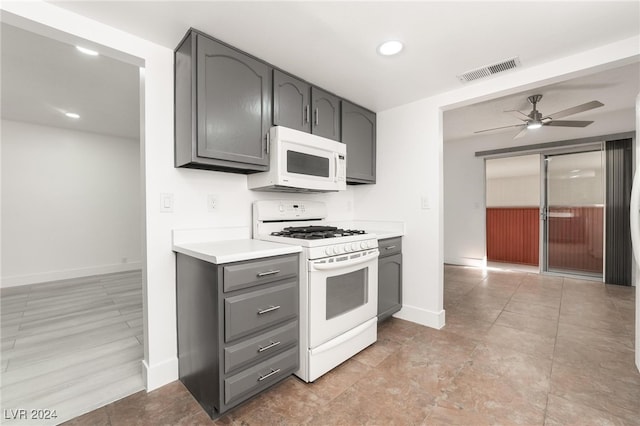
[257,305,281,315]
[258,340,281,353]
[258,368,281,382]
[257,270,280,277]
[385,245,397,250]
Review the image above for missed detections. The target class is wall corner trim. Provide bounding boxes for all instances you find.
[393,305,445,329]
[142,357,179,392]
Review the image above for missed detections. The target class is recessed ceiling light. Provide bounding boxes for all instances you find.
[65,112,80,119]
[76,46,99,56]
[377,40,403,56]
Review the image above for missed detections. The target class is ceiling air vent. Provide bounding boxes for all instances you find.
[457,56,521,83]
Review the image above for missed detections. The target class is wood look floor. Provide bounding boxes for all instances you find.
[1,271,144,425]
[63,265,638,425]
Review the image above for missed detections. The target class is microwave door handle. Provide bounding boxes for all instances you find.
[334,153,339,182]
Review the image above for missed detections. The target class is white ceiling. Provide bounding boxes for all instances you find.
[1,22,140,139]
[444,62,640,143]
[47,0,640,112]
[3,2,638,141]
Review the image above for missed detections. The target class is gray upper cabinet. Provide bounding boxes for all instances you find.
[272,70,341,142]
[341,100,376,183]
[175,30,271,173]
[311,87,341,142]
[273,70,311,133]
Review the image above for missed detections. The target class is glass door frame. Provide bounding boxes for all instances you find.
[539,143,606,281]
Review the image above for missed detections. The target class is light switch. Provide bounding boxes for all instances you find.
[160,193,174,213]
[421,195,430,210]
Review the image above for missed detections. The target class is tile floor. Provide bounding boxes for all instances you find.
[63,265,639,425]
[1,271,144,425]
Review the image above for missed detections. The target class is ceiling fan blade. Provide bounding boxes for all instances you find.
[474,123,526,134]
[543,100,604,120]
[545,120,594,128]
[513,127,529,139]
[504,110,530,121]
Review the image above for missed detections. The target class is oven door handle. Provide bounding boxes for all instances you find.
[310,250,379,271]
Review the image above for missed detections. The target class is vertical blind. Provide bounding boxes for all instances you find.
[605,138,632,286]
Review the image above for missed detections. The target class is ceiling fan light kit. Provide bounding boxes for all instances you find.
[475,94,604,139]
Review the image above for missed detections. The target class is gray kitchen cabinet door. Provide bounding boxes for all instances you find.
[311,87,341,142]
[273,70,311,133]
[341,101,376,183]
[377,253,402,321]
[196,34,271,167]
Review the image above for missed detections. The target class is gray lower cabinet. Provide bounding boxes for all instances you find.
[273,70,341,142]
[377,237,402,321]
[176,252,299,418]
[341,100,376,184]
[175,29,271,173]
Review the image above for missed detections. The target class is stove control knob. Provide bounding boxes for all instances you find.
[360,242,367,250]
[334,246,341,254]
[344,244,352,252]
[350,243,357,251]
[325,248,333,256]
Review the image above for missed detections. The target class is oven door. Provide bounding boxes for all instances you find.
[307,249,378,349]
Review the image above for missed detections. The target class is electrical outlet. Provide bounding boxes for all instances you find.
[207,194,218,212]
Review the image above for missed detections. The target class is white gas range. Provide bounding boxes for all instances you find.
[253,200,378,382]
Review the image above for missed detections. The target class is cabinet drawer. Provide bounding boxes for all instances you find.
[225,281,297,342]
[224,320,297,374]
[224,255,298,292]
[224,347,297,404]
[379,237,402,257]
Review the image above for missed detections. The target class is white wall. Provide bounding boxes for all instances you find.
[486,175,540,207]
[5,0,638,391]
[357,35,639,331]
[1,120,141,287]
[445,112,635,266]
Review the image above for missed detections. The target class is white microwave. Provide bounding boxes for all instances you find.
[248,126,347,192]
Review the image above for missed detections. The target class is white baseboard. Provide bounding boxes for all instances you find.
[142,357,179,392]
[444,257,485,268]
[1,262,143,288]
[393,304,445,329]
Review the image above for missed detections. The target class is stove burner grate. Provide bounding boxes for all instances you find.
[270,227,367,239]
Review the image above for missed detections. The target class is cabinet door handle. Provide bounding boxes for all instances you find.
[257,368,281,382]
[266,131,270,155]
[314,108,319,126]
[257,340,281,353]
[304,105,310,124]
[385,245,397,250]
[257,269,280,277]
[257,305,281,315]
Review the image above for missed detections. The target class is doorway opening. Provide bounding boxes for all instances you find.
[0,21,145,423]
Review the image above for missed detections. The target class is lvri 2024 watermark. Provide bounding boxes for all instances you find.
[3,409,58,421]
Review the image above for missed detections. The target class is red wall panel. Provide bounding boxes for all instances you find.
[486,208,539,266]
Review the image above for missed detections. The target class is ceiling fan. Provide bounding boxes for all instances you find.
[475,94,604,139]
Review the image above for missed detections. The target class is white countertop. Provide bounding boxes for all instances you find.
[172,227,301,264]
[327,220,405,240]
[173,239,302,264]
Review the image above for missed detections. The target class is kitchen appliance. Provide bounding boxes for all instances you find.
[247,126,346,193]
[475,94,604,139]
[253,200,378,382]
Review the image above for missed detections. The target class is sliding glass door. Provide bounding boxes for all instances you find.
[543,150,605,277]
